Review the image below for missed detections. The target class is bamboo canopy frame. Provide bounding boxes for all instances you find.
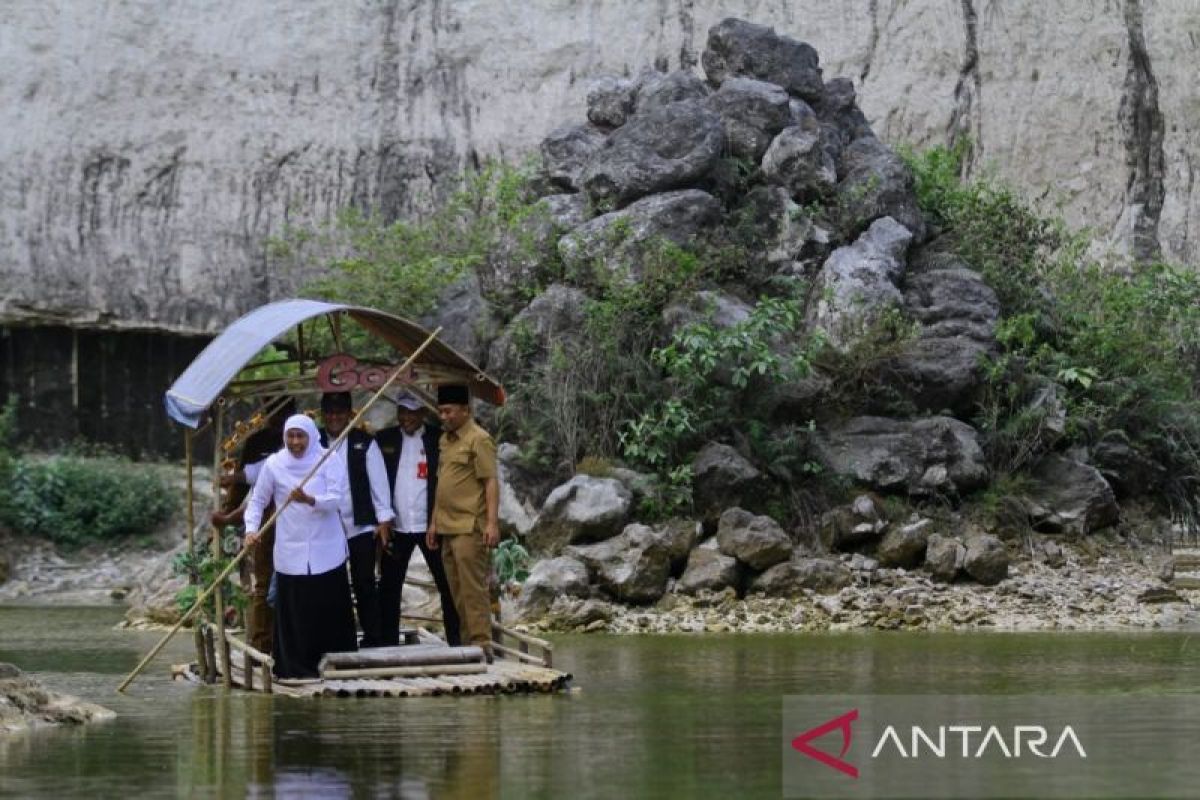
[119,300,506,694]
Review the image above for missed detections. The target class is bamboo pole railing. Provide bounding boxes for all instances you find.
[115,327,443,693]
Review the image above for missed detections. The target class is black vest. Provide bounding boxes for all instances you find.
[375,423,441,527]
[320,427,377,527]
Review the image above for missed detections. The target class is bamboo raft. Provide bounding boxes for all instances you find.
[171,622,572,698]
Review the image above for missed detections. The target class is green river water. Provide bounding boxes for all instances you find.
[2,605,1199,799]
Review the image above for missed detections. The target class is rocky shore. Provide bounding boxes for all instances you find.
[0,663,114,733]
[514,535,1197,635]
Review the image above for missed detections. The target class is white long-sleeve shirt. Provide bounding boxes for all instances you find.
[244,453,349,576]
[392,426,429,533]
[331,437,395,538]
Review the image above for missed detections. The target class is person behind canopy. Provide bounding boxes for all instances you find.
[244,414,357,679]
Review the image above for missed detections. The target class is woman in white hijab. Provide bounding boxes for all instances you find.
[245,414,357,678]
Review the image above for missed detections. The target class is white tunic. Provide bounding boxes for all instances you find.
[244,452,349,576]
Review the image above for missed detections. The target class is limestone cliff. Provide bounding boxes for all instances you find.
[2,1,1195,334]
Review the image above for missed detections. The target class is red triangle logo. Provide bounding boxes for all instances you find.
[791,709,859,778]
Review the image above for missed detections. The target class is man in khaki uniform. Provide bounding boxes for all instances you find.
[425,384,499,659]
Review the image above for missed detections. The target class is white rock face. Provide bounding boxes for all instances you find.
[2,1,1195,333]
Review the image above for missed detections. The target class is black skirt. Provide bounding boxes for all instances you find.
[273,563,358,679]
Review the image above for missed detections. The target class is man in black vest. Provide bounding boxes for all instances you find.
[375,391,461,646]
[319,391,395,648]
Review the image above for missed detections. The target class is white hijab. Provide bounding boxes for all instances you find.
[274,414,324,483]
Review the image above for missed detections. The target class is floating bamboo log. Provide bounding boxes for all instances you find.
[318,645,484,673]
[320,663,486,680]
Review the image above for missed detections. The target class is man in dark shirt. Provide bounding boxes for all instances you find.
[318,391,395,648]
[375,392,461,646]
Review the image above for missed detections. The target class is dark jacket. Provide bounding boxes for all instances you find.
[319,427,379,526]
[375,423,441,528]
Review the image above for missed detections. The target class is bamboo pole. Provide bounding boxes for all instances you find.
[115,327,444,693]
[212,404,232,689]
[491,641,548,666]
[185,430,195,556]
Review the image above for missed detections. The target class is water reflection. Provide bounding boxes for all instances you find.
[3,606,1200,799]
[179,686,502,798]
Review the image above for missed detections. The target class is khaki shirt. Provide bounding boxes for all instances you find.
[433,419,497,535]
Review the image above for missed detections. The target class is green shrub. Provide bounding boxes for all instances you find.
[906,143,1200,526]
[172,538,246,620]
[2,456,177,546]
[271,160,558,355]
[493,538,532,586]
[621,285,821,473]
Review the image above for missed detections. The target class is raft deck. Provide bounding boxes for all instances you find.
[172,623,572,698]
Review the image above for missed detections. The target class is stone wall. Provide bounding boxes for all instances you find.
[2,1,1197,335]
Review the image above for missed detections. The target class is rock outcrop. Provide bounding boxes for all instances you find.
[1,663,115,733]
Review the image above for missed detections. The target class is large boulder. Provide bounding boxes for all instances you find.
[661,289,753,338]
[815,416,989,496]
[736,186,831,268]
[580,100,724,208]
[749,557,851,596]
[692,443,762,520]
[875,518,932,568]
[498,479,536,539]
[677,548,742,594]
[418,273,500,368]
[963,534,1009,585]
[567,525,671,604]
[497,442,556,508]
[527,475,633,555]
[478,192,588,313]
[515,556,590,618]
[702,18,824,102]
[924,533,966,582]
[902,259,1000,341]
[632,70,711,116]
[761,118,837,203]
[1091,429,1165,499]
[705,77,793,162]
[877,260,1000,413]
[540,123,608,191]
[487,284,589,380]
[836,137,925,241]
[809,217,912,351]
[716,507,792,570]
[587,75,638,128]
[818,494,887,552]
[644,520,698,572]
[810,77,874,167]
[559,189,722,282]
[1025,454,1119,534]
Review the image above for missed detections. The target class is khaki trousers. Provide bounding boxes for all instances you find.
[440,531,492,650]
[245,525,275,654]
